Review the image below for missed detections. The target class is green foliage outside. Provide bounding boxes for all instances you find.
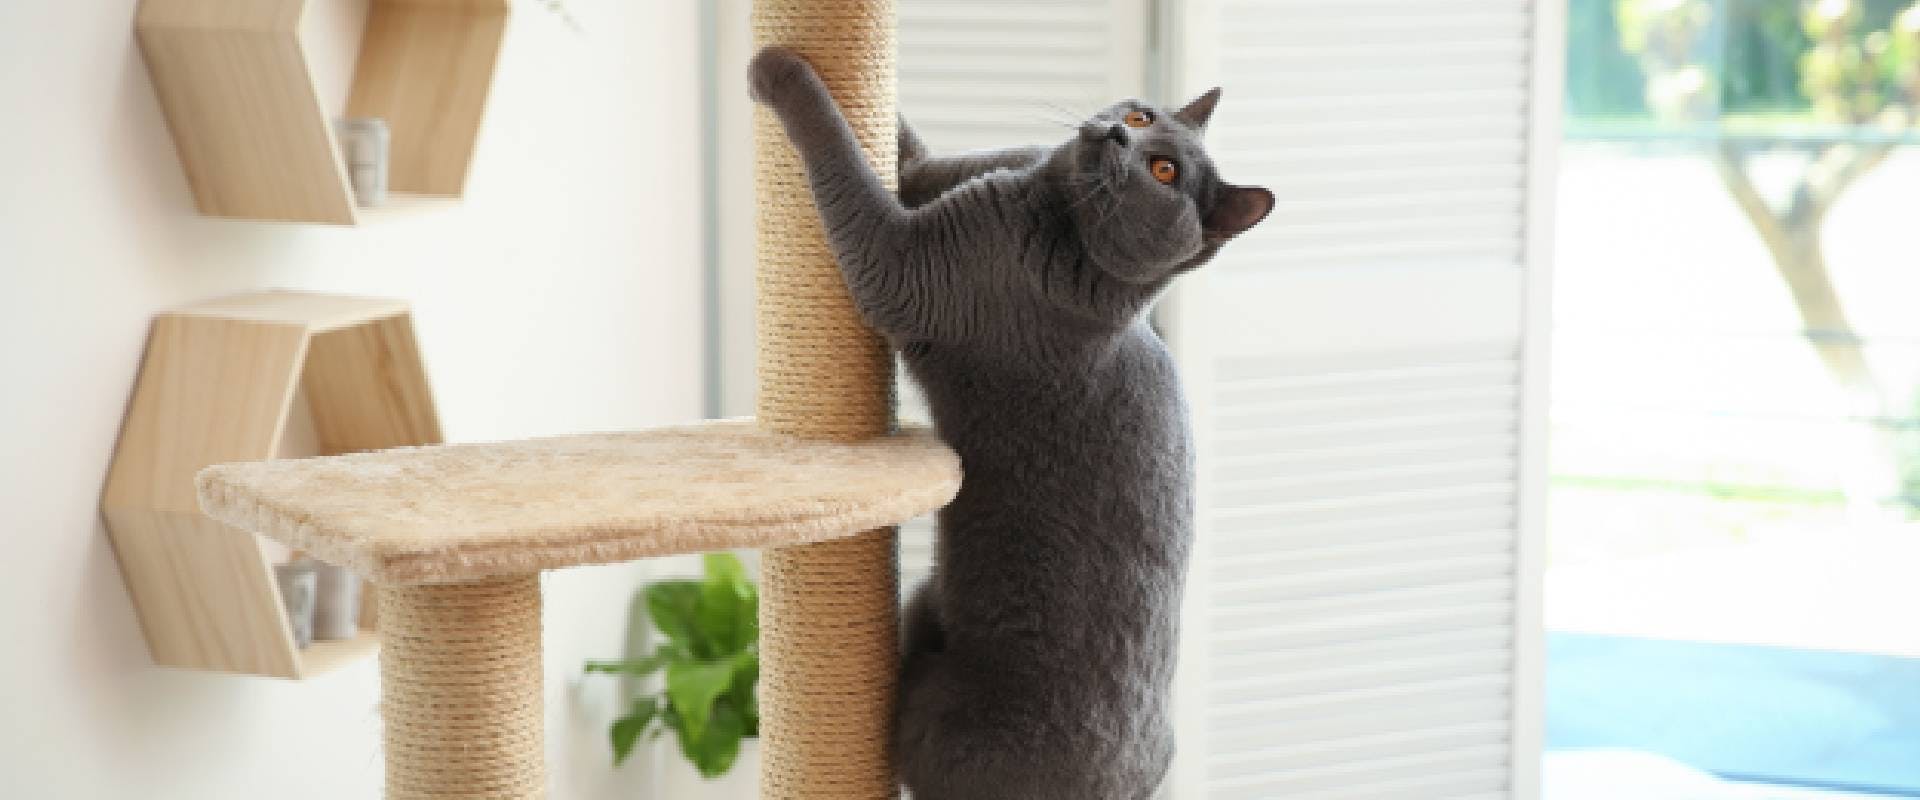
[585,553,760,778]
[1569,0,1920,123]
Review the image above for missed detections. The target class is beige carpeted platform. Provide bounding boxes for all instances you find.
[196,421,960,585]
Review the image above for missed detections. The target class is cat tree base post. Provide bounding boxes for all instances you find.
[379,576,546,800]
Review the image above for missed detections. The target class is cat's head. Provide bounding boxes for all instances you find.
[1054,90,1273,284]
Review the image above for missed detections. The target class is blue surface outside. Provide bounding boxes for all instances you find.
[1547,632,1920,796]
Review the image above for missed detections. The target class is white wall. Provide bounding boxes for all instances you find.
[0,1,703,797]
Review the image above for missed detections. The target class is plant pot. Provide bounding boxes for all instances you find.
[655,737,759,800]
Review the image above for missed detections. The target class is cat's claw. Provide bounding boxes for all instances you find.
[748,46,815,106]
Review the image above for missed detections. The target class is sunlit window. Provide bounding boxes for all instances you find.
[1548,0,1920,795]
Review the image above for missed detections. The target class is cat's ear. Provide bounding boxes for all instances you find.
[1203,185,1274,241]
[899,113,930,166]
[1174,87,1222,131]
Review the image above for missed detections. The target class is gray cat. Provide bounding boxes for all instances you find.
[749,46,1272,800]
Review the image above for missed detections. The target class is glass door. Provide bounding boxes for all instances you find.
[1547,1,1920,796]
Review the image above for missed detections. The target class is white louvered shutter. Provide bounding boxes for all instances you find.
[893,0,1148,592]
[1163,1,1560,798]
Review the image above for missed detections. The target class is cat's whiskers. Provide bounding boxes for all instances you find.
[1061,149,1135,222]
[1098,189,1128,228]
[1064,174,1113,211]
[1027,111,1084,133]
[1038,99,1094,124]
[1029,99,1103,134]
[1082,160,1129,227]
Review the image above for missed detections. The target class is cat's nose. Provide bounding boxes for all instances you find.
[1105,124,1130,146]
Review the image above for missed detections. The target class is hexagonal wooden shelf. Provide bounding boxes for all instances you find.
[102,291,442,678]
[136,0,510,225]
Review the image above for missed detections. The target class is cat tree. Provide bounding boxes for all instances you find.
[195,1,932,797]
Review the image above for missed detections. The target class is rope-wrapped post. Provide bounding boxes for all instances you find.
[752,1,901,798]
[380,577,546,799]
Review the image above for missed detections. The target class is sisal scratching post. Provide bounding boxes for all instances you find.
[380,577,545,799]
[753,0,902,798]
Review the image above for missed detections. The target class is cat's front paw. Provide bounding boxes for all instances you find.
[748,46,815,107]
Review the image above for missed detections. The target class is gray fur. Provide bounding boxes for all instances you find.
[749,46,1272,800]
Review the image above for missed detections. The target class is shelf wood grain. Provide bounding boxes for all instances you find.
[136,0,510,224]
[350,1,511,197]
[102,291,442,678]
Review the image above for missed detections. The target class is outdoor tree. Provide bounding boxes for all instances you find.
[1617,0,1920,506]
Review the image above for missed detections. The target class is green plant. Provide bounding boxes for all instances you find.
[585,553,759,778]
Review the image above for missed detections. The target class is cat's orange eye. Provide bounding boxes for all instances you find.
[1150,157,1179,185]
[1124,110,1154,128]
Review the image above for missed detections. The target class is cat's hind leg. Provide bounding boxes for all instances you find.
[897,656,1089,800]
[901,579,945,658]
[893,653,984,800]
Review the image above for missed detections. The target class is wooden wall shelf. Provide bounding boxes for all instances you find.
[136,0,510,225]
[102,291,443,678]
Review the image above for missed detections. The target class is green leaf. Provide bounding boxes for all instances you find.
[609,697,658,766]
[698,553,758,655]
[645,580,710,658]
[600,555,762,775]
[666,657,738,743]
[671,696,751,778]
[731,650,760,735]
[742,578,760,633]
[696,587,742,657]
[583,652,669,677]
[654,702,682,740]
[703,551,748,587]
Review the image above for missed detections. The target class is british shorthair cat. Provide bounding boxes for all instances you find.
[750,45,1273,799]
